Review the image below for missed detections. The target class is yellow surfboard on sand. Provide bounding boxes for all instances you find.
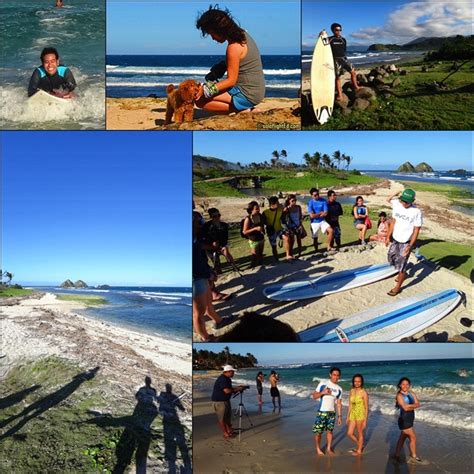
[310,30,335,125]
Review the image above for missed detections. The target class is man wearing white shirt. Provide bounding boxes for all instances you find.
[386,189,423,296]
[312,367,343,455]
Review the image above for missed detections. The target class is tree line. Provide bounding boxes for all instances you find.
[193,346,258,370]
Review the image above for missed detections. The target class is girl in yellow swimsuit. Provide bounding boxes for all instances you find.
[346,374,369,455]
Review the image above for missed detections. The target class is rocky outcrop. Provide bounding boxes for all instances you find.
[397,162,416,172]
[414,162,434,172]
[60,279,75,288]
[96,284,111,289]
[74,280,88,288]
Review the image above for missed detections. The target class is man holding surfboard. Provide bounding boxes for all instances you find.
[28,47,76,98]
[386,189,423,296]
[328,23,360,101]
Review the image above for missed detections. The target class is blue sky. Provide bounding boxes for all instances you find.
[193,131,473,171]
[196,343,474,365]
[2,132,191,287]
[302,0,473,49]
[108,1,300,55]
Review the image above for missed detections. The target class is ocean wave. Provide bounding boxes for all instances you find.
[130,291,191,298]
[107,80,299,90]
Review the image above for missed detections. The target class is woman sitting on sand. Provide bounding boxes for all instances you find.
[394,377,424,464]
[282,194,305,259]
[352,196,369,245]
[369,211,390,242]
[346,374,369,456]
[242,201,265,268]
[195,6,265,114]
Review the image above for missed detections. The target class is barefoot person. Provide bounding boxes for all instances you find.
[385,189,423,296]
[308,188,334,252]
[352,196,369,244]
[28,47,76,98]
[312,367,343,456]
[346,374,368,456]
[326,190,343,249]
[195,6,265,114]
[262,197,284,261]
[328,23,360,101]
[242,201,265,268]
[282,194,306,259]
[256,371,265,405]
[394,377,424,464]
[269,370,281,410]
[211,365,247,439]
[369,211,390,242]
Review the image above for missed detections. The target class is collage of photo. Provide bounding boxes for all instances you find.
[1,1,473,473]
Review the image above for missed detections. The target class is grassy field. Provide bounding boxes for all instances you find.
[399,180,473,207]
[0,288,35,298]
[304,61,474,130]
[194,170,378,197]
[216,203,472,280]
[0,357,191,473]
[56,294,108,306]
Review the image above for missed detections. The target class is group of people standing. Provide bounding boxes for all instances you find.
[312,367,423,463]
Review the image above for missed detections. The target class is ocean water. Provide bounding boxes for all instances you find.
[302,48,423,74]
[232,358,474,431]
[107,55,300,99]
[35,286,191,343]
[0,0,105,129]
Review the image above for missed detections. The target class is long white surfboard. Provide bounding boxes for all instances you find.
[310,30,335,125]
[299,288,462,342]
[28,89,72,108]
[263,263,398,301]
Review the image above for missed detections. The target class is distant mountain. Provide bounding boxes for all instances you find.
[367,35,473,52]
[193,154,241,171]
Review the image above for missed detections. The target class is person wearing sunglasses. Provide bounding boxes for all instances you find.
[385,189,423,296]
[328,23,360,102]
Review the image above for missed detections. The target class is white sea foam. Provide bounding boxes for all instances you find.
[106,66,300,76]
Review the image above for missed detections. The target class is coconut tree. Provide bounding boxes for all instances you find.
[322,154,332,169]
[332,150,342,170]
[271,150,280,166]
[1,271,13,285]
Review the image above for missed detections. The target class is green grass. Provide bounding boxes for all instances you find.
[0,356,192,473]
[193,180,245,197]
[399,180,473,207]
[304,61,474,130]
[0,288,34,298]
[56,294,108,306]
[219,203,472,280]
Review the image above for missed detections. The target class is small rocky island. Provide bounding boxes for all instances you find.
[59,279,88,288]
[397,161,434,173]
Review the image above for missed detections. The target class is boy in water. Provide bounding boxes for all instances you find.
[28,47,76,98]
[312,367,343,455]
[269,370,281,410]
[328,23,360,101]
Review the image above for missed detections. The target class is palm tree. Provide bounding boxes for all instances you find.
[2,271,13,285]
[332,150,342,170]
[345,154,352,170]
[223,346,231,363]
[313,152,322,170]
[303,152,312,168]
[280,149,288,160]
[271,150,280,166]
[322,154,332,169]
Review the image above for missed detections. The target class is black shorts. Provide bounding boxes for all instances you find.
[334,57,354,77]
[398,412,414,430]
[270,387,280,398]
[257,387,263,395]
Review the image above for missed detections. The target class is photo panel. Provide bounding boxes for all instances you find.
[0,0,106,130]
[192,130,473,342]
[301,0,474,130]
[106,0,301,131]
[0,131,192,472]
[193,342,473,473]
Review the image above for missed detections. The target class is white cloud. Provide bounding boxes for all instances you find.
[351,0,473,44]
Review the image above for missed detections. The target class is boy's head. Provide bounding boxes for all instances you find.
[40,47,60,76]
[329,367,341,382]
[331,23,342,36]
[268,196,279,209]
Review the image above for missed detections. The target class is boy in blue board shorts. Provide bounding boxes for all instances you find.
[308,188,334,252]
[312,367,343,455]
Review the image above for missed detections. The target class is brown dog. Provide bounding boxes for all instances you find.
[164,79,199,125]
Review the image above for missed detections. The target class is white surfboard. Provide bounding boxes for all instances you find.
[28,89,72,108]
[310,30,335,125]
[263,263,398,301]
[299,288,462,342]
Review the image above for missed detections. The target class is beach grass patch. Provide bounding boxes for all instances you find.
[193,180,245,197]
[0,288,34,298]
[56,294,108,306]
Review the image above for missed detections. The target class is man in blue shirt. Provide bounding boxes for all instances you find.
[308,188,334,252]
[211,365,247,439]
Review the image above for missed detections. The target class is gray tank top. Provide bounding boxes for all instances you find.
[236,32,265,105]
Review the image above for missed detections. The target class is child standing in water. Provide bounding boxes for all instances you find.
[346,374,369,456]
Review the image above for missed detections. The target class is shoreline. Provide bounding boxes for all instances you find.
[106,97,300,131]
[193,377,473,473]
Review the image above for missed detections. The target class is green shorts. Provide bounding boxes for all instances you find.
[312,411,336,433]
[248,239,264,250]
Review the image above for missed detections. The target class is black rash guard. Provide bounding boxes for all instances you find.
[329,36,347,58]
[28,65,77,97]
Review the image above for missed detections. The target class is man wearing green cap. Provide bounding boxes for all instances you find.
[385,189,423,296]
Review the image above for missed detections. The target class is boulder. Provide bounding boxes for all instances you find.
[356,74,367,84]
[353,98,370,111]
[74,280,88,288]
[97,284,111,289]
[375,85,392,92]
[373,78,386,87]
[334,93,349,108]
[60,279,75,288]
[341,107,352,116]
[391,77,401,88]
[354,87,376,100]
[400,70,407,76]
[389,64,398,72]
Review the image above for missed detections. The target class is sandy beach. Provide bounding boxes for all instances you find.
[106,97,300,130]
[194,179,473,342]
[193,375,473,473]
